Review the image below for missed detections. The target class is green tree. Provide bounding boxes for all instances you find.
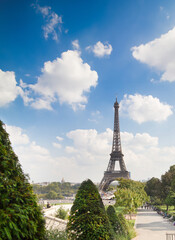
[145,177,162,204]
[45,190,58,199]
[115,188,136,216]
[161,165,175,200]
[55,207,68,220]
[106,205,124,235]
[0,120,45,240]
[117,213,129,236]
[115,178,148,215]
[67,179,115,240]
[165,191,175,211]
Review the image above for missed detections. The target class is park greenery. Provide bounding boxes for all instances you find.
[67,179,136,240]
[45,230,67,240]
[32,182,80,199]
[115,178,149,216]
[0,120,45,240]
[145,165,175,214]
[55,207,68,220]
[1,119,137,240]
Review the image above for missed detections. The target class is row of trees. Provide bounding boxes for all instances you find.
[32,182,80,199]
[145,165,175,210]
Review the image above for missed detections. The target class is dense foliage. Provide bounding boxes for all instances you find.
[67,179,115,240]
[45,229,67,240]
[145,165,175,209]
[115,178,148,214]
[144,177,162,204]
[55,207,68,220]
[107,206,127,235]
[106,206,136,240]
[32,182,80,199]
[0,120,45,240]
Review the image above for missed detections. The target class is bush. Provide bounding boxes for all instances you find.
[45,229,67,240]
[0,120,45,240]
[106,206,133,239]
[106,205,121,233]
[55,207,68,220]
[117,213,129,236]
[67,179,115,240]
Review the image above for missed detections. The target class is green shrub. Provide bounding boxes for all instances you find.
[0,120,45,240]
[106,205,121,234]
[55,207,68,220]
[67,179,115,240]
[45,229,67,240]
[118,213,129,236]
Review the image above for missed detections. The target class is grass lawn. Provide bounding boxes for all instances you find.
[159,205,175,214]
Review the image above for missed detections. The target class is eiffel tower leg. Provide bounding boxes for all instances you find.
[99,176,110,191]
[119,159,127,172]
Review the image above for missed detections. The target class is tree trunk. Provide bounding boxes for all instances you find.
[166,204,169,211]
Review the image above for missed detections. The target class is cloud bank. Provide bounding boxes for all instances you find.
[5,124,175,182]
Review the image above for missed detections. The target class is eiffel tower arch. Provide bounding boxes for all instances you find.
[99,97,130,191]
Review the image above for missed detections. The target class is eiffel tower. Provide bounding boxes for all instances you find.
[99,97,130,191]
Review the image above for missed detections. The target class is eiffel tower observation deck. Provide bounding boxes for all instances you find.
[99,97,130,191]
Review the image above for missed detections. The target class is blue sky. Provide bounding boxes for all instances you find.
[1,0,175,183]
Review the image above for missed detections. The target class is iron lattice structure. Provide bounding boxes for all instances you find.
[99,98,130,191]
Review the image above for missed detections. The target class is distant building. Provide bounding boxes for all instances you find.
[61,178,65,184]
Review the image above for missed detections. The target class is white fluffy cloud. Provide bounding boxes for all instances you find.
[131,27,175,82]
[121,132,175,180]
[0,49,98,111]
[5,123,55,181]
[120,94,173,123]
[66,128,112,158]
[6,125,30,145]
[0,69,20,107]
[86,41,112,58]
[29,50,98,110]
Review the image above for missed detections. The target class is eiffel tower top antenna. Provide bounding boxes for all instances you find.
[112,96,122,153]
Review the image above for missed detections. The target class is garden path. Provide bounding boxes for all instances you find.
[133,208,175,240]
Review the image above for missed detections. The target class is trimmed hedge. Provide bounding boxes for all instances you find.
[67,179,115,240]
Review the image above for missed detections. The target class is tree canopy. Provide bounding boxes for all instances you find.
[0,120,45,240]
[32,181,80,199]
[145,165,175,208]
[115,178,148,214]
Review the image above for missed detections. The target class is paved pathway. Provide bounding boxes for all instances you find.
[134,209,175,240]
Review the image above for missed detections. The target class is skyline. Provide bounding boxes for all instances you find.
[1,0,175,183]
